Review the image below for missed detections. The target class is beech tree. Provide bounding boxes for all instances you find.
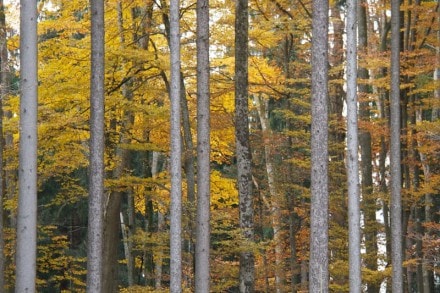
[169,0,182,291]
[346,0,361,291]
[15,0,38,291]
[195,0,211,291]
[235,0,255,291]
[0,0,437,291]
[86,0,105,291]
[357,1,379,291]
[309,0,329,291]
[390,0,403,291]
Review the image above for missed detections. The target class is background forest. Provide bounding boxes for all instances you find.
[0,0,439,292]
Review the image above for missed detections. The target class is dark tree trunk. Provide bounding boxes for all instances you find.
[235,0,255,291]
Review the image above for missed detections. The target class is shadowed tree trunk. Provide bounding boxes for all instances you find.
[235,0,255,291]
[358,2,380,291]
[101,3,137,290]
[255,95,286,293]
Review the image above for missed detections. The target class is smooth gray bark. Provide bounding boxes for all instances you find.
[390,0,403,291]
[169,0,182,290]
[235,0,255,291]
[309,0,329,291]
[15,0,38,291]
[86,0,105,291]
[346,0,362,291]
[195,0,211,291]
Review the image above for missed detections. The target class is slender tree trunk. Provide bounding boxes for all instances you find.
[358,2,380,291]
[280,34,302,293]
[180,75,196,288]
[119,212,132,285]
[255,95,286,293]
[86,0,105,291]
[102,136,132,292]
[235,0,255,291]
[125,190,135,287]
[375,15,392,289]
[116,4,135,286]
[159,3,196,285]
[346,0,362,291]
[154,207,165,289]
[194,0,210,291]
[417,122,433,293]
[287,193,300,293]
[101,5,136,290]
[169,0,182,290]
[15,0,38,291]
[390,0,403,291]
[329,4,345,126]
[417,7,440,290]
[309,0,329,291]
[102,192,122,292]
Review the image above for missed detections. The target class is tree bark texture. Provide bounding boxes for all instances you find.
[309,0,329,291]
[195,0,210,291]
[235,0,255,291]
[86,0,105,291]
[346,0,362,291]
[169,0,182,290]
[15,0,38,291]
[390,0,403,291]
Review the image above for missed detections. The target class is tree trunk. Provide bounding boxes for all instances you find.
[255,95,286,293]
[101,4,137,290]
[117,4,136,286]
[374,14,392,290]
[86,0,105,291]
[309,0,329,291]
[15,0,38,291]
[346,0,362,291]
[195,0,211,291]
[235,0,255,291]
[154,206,165,289]
[358,2,380,291]
[390,0,403,291]
[119,212,133,286]
[159,4,196,285]
[169,0,182,290]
